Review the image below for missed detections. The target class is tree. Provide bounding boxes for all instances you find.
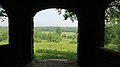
[47,32,52,42]
[104,0,120,46]
[55,27,62,35]
[0,5,7,22]
[105,0,120,25]
[56,9,77,22]
[47,27,62,43]
[34,28,42,42]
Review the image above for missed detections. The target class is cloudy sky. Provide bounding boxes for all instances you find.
[0,8,78,27]
[33,8,78,27]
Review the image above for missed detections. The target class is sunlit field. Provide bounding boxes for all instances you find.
[34,27,78,61]
[34,39,77,61]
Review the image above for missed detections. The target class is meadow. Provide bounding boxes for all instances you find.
[34,39,77,61]
[33,27,78,61]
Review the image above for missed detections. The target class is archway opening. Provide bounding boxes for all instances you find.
[104,0,120,52]
[0,5,9,45]
[33,8,78,62]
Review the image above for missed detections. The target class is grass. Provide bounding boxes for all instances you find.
[34,39,77,61]
[104,44,120,52]
[34,40,77,52]
[0,41,8,45]
[34,49,77,60]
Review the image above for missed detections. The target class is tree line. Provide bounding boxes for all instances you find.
[34,27,77,43]
[34,27,78,33]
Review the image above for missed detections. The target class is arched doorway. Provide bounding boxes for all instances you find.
[32,8,79,66]
[0,5,9,45]
[104,0,120,52]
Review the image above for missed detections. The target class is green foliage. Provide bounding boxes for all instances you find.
[55,27,62,35]
[56,9,77,22]
[0,27,9,44]
[34,27,78,32]
[47,32,62,43]
[42,27,62,43]
[69,40,77,44]
[104,0,120,51]
[34,28,42,39]
[0,5,8,22]
[105,0,120,25]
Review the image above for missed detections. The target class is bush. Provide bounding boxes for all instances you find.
[47,32,62,43]
[34,38,42,42]
[69,40,77,44]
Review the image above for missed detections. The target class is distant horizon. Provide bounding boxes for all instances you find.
[0,25,77,27]
[34,25,78,27]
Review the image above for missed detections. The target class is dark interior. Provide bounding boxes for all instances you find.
[0,0,120,67]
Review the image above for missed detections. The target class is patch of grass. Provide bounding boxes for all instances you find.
[34,49,77,61]
[34,40,77,53]
[34,53,66,60]
[34,39,77,61]
[0,41,8,45]
[104,44,119,51]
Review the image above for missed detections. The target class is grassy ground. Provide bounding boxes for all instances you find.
[104,44,120,52]
[34,39,77,61]
[0,41,8,45]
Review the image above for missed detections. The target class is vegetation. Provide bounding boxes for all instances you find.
[0,26,9,45]
[34,27,78,61]
[104,0,120,51]
[0,5,7,22]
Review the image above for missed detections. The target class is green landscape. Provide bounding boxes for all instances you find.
[33,27,78,61]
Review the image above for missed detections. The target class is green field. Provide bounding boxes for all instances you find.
[34,39,77,61]
[33,27,78,61]
[33,30,78,61]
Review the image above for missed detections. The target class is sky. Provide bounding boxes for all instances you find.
[34,8,78,27]
[0,8,78,27]
[0,18,8,26]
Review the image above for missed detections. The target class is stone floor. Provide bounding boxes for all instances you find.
[28,59,80,67]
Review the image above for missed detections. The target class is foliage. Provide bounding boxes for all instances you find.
[105,0,120,25]
[34,27,78,43]
[0,5,7,22]
[35,27,78,32]
[69,40,77,44]
[0,27,9,45]
[55,27,62,35]
[104,0,120,51]
[56,9,77,22]
[47,32,62,43]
